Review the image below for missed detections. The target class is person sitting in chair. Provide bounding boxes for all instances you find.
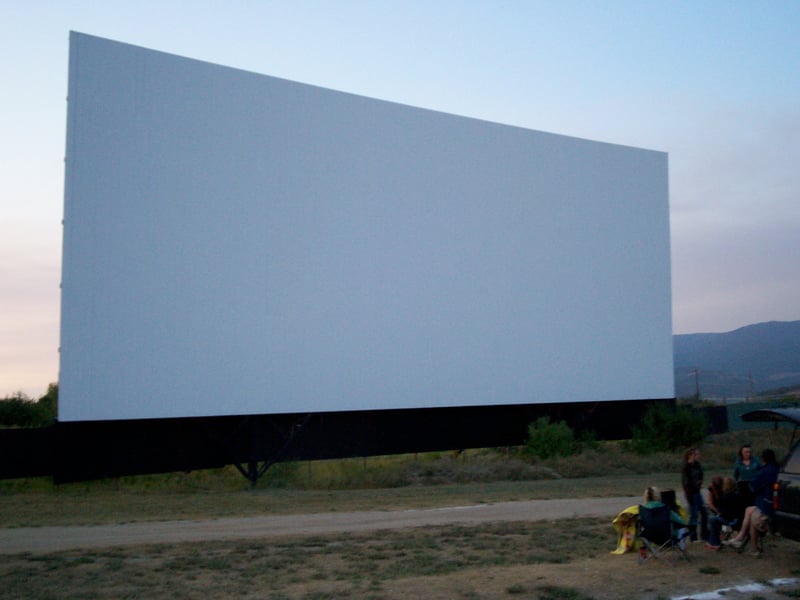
[705,476,741,550]
[724,449,779,555]
[643,486,690,545]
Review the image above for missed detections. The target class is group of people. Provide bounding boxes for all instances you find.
[680,444,779,555]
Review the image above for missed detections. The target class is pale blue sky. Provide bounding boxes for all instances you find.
[2,1,799,397]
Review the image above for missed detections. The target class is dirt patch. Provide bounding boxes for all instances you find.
[271,535,800,599]
[407,543,800,600]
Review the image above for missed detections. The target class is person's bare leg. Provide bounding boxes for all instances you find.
[738,507,755,538]
[726,506,754,546]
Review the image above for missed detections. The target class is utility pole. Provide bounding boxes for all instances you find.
[694,368,700,402]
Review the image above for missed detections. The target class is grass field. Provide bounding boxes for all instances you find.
[2,428,799,599]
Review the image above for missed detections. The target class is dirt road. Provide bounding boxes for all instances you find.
[0,495,641,554]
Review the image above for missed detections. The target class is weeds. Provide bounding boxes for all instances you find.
[0,428,792,530]
[1,427,791,498]
[0,518,608,598]
[536,585,596,599]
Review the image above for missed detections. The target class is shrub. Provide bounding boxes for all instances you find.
[0,384,57,428]
[628,403,707,454]
[526,417,580,459]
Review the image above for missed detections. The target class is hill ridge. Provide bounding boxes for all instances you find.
[673,320,800,399]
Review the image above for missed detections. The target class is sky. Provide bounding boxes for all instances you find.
[2,1,799,399]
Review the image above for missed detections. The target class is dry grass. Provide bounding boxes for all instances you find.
[0,427,792,529]
[0,474,676,528]
[2,519,609,598]
[2,518,799,599]
[2,427,799,598]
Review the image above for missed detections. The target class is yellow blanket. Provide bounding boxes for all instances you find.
[611,505,640,554]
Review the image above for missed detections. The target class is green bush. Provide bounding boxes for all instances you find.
[627,403,707,454]
[0,384,57,428]
[526,416,580,459]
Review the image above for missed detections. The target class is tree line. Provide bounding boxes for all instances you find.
[0,384,58,427]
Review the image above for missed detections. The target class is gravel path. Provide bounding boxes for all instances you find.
[0,495,641,554]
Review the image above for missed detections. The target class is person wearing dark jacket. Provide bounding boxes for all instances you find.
[724,449,779,555]
[681,447,709,541]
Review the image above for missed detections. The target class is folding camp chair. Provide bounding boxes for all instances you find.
[637,504,691,565]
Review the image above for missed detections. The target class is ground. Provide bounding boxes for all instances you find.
[2,496,799,599]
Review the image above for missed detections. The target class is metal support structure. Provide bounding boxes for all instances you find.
[233,414,313,487]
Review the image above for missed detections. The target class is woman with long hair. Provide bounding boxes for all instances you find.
[681,447,709,542]
[706,476,741,550]
[725,449,779,555]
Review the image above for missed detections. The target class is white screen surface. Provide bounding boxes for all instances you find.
[59,32,673,422]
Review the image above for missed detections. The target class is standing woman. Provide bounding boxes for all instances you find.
[681,447,709,542]
[733,444,762,508]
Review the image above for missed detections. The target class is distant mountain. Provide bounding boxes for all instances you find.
[673,320,800,399]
